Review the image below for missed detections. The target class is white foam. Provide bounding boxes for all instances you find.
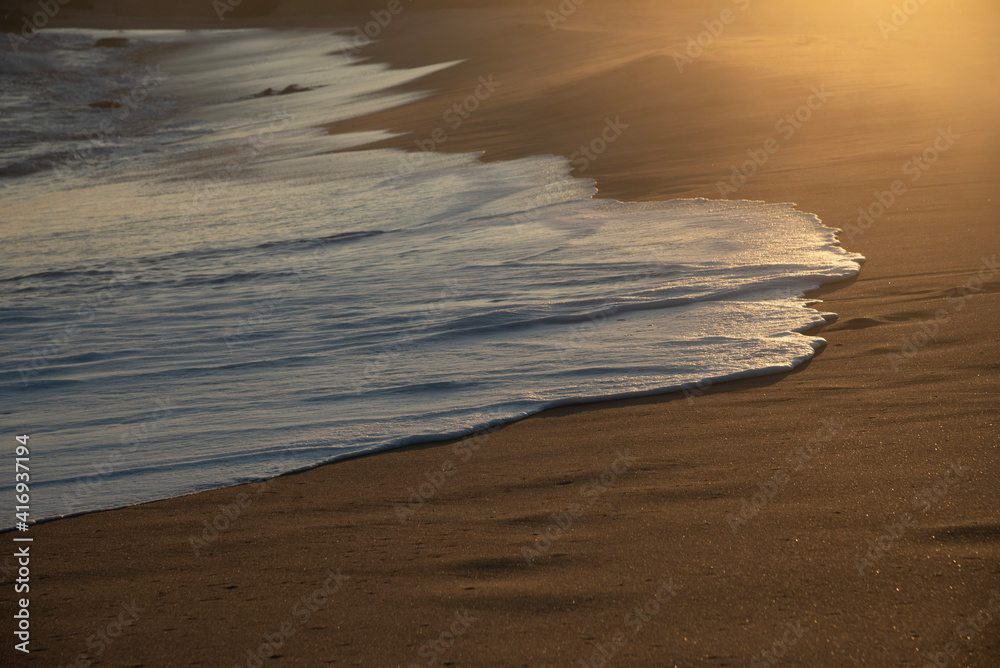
[0,30,862,525]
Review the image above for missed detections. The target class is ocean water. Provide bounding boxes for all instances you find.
[0,29,863,525]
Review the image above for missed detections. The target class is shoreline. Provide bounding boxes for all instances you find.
[3,310,844,534]
[8,1,1000,665]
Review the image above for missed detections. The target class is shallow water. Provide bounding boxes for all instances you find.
[0,29,862,524]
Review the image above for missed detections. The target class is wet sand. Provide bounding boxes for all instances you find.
[7,1,1000,665]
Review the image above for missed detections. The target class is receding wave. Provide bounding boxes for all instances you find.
[0,29,862,526]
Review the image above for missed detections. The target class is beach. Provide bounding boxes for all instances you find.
[5,0,1000,666]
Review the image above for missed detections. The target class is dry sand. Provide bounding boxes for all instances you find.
[5,1,999,665]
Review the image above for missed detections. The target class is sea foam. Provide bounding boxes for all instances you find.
[0,30,862,524]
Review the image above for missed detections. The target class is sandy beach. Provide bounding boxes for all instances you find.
[5,0,999,665]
